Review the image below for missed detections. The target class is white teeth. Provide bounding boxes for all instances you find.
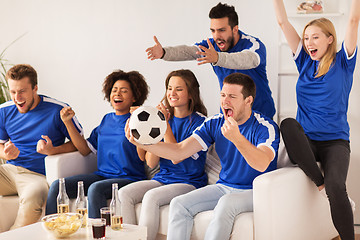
[16,101,25,104]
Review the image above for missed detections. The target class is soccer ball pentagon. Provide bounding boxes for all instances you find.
[129,106,167,145]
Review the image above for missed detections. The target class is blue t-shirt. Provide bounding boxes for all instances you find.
[196,30,275,119]
[192,111,279,189]
[87,112,146,181]
[294,42,357,141]
[0,95,82,175]
[152,112,207,189]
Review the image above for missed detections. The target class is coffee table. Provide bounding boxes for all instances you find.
[0,222,147,240]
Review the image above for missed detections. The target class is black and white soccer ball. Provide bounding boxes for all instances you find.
[129,106,167,145]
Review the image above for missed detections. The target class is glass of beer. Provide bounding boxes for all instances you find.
[100,207,111,226]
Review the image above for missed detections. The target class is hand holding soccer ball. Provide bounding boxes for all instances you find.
[128,106,167,145]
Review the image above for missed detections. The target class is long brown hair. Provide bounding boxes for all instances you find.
[162,69,207,118]
[302,18,337,78]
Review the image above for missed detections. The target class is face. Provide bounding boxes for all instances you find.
[8,77,38,113]
[210,17,238,52]
[110,80,135,115]
[304,25,333,61]
[167,76,190,110]
[220,83,252,124]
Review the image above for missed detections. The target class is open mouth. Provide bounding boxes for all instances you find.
[216,40,226,50]
[309,49,318,56]
[113,98,123,104]
[223,108,233,118]
[16,101,25,108]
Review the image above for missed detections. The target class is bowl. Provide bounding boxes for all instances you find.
[41,213,83,238]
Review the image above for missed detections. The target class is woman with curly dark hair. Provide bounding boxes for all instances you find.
[46,70,149,218]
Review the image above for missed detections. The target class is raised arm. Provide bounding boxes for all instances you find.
[60,107,91,156]
[273,0,301,54]
[344,0,360,56]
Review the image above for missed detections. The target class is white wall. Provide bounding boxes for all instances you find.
[1,0,359,224]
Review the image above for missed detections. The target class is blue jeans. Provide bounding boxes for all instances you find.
[46,173,133,218]
[167,184,253,240]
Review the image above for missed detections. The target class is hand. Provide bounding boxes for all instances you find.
[130,106,140,114]
[3,140,20,160]
[221,117,241,143]
[146,36,164,60]
[36,135,55,155]
[196,39,219,65]
[60,107,75,123]
[156,102,170,122]
[125,119,138,145]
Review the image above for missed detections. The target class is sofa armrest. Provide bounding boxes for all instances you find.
[45,151,97,186]
[253,167,338,240]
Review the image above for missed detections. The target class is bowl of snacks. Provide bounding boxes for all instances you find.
[42,213,83,238]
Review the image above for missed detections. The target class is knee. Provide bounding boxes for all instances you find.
[118,187,136,205]
[142,189,158,204]
[280,118,299,133]
[87,183,102,198]
[325,179,347,198]
[20,183,48,206]
[48,180,59,198]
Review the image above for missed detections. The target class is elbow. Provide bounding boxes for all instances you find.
[171,157,183,165]
[147,162,157,169]
[79,149,91,156]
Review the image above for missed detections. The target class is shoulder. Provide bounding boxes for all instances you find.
[0,100,15,110]
[252,112,279,133]
[41,95,70,109]
[240,31,264,47]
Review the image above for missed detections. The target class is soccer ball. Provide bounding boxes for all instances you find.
[129,106,167,145]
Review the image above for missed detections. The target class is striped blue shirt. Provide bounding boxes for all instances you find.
[0,95,82,175]
[192,111,279,189]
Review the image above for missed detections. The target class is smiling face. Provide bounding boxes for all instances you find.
[8,77,40,113]
[210,17,239,52]
[220,83,252,124]
[303,25,333,61]
[110,80,135,115]
[166,76,191,113]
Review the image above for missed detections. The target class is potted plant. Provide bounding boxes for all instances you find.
[0,34,25,164]
[0,34,26,105]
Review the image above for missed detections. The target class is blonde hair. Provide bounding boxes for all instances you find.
[302,18,337,78]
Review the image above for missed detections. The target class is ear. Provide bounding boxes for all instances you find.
[233,25,239,34]
[245,96,253,106]
[328,35,334,45]
[34,85,38,92]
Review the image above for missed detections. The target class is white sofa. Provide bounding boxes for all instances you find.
[0,143,340,240]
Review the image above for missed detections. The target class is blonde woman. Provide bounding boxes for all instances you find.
[273,0,360,239]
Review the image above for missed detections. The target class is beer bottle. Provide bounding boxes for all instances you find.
[109,183,122,230]
[75,181,87,227]
[57,178,69,213]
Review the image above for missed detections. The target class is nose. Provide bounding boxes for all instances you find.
[14,92,21,102]
[169,89,176,95]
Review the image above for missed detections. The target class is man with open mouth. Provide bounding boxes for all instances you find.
[0,64,82,229]
[145,2,275,119]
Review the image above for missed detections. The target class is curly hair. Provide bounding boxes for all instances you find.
[102,70,149,106]
[162,69,207,118]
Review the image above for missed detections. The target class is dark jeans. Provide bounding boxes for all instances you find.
[280,118,354,240]
[46,173,133,218]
